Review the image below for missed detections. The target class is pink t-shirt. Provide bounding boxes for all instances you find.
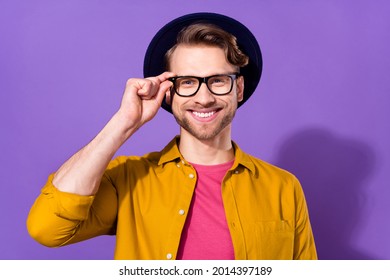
[177,160,235,260]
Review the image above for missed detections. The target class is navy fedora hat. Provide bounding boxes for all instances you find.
[143,12,262,113]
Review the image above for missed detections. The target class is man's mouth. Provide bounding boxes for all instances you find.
[192,111,216,118]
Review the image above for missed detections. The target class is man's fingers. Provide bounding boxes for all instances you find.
[136,72,175,100]
[154,80,173,105]
[137,80,158,98]
[154,71,176,83]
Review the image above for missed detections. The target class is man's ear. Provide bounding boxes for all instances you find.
[237,76,244,102]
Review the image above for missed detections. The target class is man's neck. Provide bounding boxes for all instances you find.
[178,129,235,165]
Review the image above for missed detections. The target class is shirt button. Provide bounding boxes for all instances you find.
[189,173,195,179]
[234,170,239,174]
[176,163,181,168]
[178,209,185,215]
[166,253,172,260]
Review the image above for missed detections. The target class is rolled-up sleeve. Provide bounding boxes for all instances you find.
[27,173,117,247]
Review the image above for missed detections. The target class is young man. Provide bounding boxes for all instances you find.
[27,13,317,260]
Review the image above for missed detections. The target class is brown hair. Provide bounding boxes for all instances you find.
[165,23,249,70]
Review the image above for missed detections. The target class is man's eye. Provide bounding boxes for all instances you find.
[211,79,223,84]
[210,77,227,86]
[179,79,196,87]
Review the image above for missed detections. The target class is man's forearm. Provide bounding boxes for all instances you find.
[52,112,136,195]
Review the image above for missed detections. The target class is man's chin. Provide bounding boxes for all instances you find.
[174,110,234,141]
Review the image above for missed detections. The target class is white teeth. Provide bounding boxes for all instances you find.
[192,111,215,118]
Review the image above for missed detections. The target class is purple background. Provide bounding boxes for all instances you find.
[1,0,389,260]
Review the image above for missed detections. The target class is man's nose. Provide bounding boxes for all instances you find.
[193,83,216,105]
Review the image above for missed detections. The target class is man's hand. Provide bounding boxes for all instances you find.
[117,72,175,132]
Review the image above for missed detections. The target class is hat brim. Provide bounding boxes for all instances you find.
[143,12,262,113]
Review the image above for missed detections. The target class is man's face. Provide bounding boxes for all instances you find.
[167,45,244,141]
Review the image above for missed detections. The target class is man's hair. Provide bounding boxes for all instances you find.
[165,23,249,70]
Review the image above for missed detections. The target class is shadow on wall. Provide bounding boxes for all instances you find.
[274,127,376,260]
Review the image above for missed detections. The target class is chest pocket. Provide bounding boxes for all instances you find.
[254,220,294,259]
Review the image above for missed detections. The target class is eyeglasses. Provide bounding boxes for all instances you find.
[168,73,240,97]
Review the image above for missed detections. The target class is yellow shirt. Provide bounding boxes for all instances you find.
[27,137,317,260]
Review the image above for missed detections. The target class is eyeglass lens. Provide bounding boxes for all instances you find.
[173,74,235,96]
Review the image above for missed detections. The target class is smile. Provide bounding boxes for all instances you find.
[192,111,216,118]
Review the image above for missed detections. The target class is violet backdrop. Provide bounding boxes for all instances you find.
[1,0,389,259]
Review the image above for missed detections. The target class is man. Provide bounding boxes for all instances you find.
[27,13,317,260]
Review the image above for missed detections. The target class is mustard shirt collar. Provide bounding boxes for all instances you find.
[158,136,256,174]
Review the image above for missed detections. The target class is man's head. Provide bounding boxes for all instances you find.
[161,24,249,140]
[144,13,262,113]
[166,43,245,141]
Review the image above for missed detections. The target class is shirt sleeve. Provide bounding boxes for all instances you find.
[292,176,318,259]
[26,173,118,247]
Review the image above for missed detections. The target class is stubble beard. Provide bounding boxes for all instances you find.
[173,108,237,141]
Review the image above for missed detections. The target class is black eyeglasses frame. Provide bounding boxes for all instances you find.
[168,73,241,97]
